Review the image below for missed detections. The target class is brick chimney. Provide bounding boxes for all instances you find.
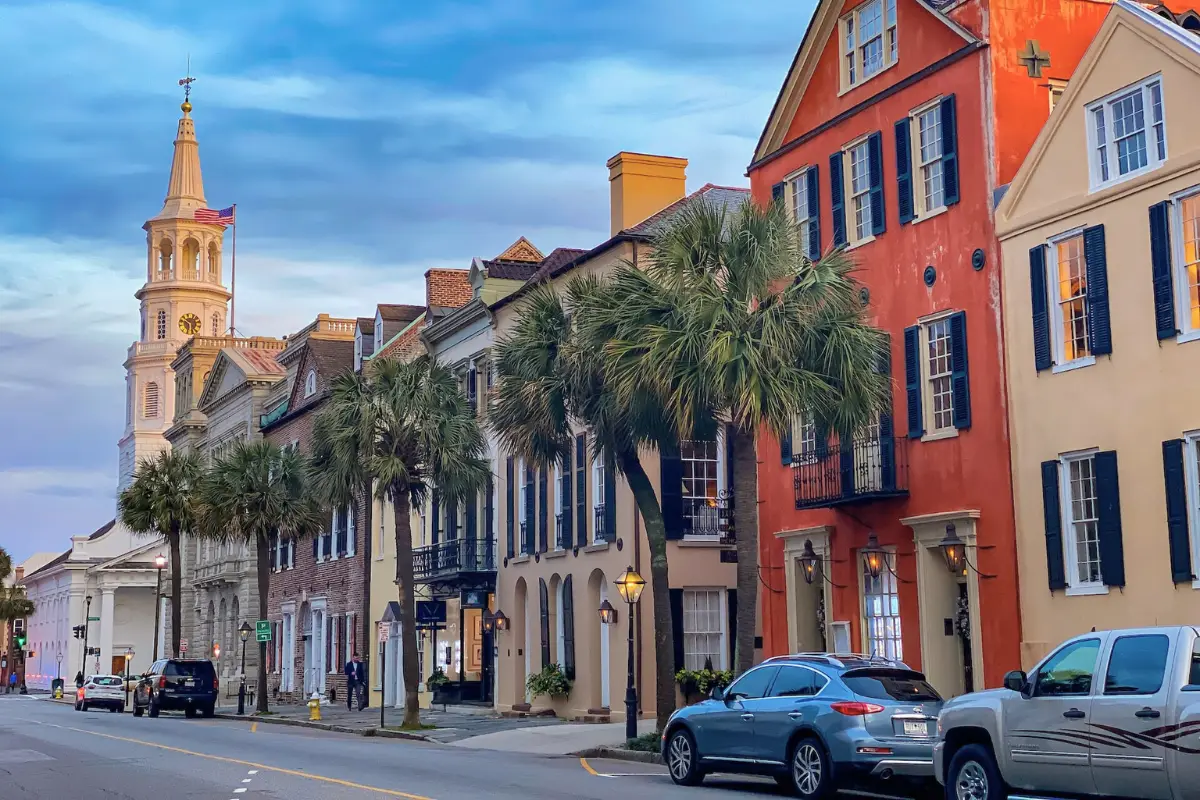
[607,152,688,236]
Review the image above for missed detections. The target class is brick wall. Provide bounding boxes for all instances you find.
[425,269,472,309]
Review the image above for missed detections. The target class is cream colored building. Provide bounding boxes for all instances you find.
[997,0,1200,666]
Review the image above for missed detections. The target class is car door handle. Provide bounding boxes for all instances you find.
[741,713,754,721]
[1063,708,1086,719]
[1135,707,1161,719]
[788,712,803,719]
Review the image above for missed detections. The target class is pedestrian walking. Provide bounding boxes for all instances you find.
[344,653,366,711]
[6,671,15,694]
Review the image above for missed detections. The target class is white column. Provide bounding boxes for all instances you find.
[99,589,116,675]
[158,597,168,660]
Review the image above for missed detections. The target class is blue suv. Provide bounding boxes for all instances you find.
[661,654,943,797]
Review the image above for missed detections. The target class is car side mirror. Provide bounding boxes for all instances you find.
[710,685,726,702]
[1003,670,1030,696]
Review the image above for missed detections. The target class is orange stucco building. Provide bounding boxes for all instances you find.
[747,0,1110,697]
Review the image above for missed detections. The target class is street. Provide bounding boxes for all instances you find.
[0,696,837,800]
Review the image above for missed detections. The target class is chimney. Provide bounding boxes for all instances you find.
[607,152,688,236]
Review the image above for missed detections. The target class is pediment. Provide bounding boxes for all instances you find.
[198,351,248,408]
[495,236,543,263]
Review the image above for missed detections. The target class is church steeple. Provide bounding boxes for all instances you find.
[154,97,206,221]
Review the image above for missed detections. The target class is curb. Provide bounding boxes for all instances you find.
[213,712,431,741]
[575,746,664,765]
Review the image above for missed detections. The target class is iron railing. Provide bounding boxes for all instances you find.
[683,490,734,543]
[594,504,613,542]
[519,522,532,555]
[793,435,909,509]
[413,538,497,582]
[555,513,567,550]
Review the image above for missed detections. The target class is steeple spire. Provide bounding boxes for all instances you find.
[154,74,206,221]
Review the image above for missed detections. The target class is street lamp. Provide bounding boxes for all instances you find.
[481,610,495,635]
[152,554,167,661]
[80,594,93,682]
[939,524,967,575]
[237,622,252,716]
[123,648,133,711]
[491,610,509,632]
[613,566,645,742]
[861,532,886,580]
[598,600,618,625]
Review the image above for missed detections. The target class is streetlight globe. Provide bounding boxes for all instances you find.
[238,622,252,643]
[614,566,645,605]
[154,554,167,570]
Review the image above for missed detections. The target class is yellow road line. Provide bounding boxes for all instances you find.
[250,722,258,733]
[580,757,602,777]
[24,719,433,800]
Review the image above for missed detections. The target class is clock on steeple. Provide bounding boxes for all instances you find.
[179,313,201,335]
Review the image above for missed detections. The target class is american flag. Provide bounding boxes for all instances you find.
[194,205,236,225]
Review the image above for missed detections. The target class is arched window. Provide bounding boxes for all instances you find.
[211,312,220,336]
[182,239,200,280]
[304,369,317,398]
[158,239,173,280]
[156,310,167,340]
[143,382,159,418]
[208,243,220,280]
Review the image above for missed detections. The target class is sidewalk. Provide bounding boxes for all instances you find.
[450,717,657,755]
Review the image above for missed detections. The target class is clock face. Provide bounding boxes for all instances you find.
[179,313,201,335]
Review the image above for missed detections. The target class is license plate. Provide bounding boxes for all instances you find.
[903,720,928,736]
[182,678,194,687]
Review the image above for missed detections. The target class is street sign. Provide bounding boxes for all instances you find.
[180,638,188,653]
[416,600,447,626]
[378,622,389,643]
[87,617,100,622]
[255,620,272,643]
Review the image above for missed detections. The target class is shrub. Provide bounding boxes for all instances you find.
[526,663,571,699]
[426,667,450,691]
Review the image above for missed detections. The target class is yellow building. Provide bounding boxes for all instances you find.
[996,0,1200,666]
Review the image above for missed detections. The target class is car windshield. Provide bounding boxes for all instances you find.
[92,677,122,687]
[164,662,214,678]
[843,669,942,702]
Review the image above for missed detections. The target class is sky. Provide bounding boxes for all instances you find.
[0,0,816,564]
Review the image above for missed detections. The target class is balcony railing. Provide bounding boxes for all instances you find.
[413,538,497,582]
[519,522,532,556]
[793,435,909,509]
[683,491,734,543]
[555,513,567,550]
[594,504,615,543]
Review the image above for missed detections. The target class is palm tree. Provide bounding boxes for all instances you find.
[596,199,888,674]
[195,440,323,713]
[0,546,35,628]
[491,278,682,732]
[310,356,489,728]
[118,450,203,658]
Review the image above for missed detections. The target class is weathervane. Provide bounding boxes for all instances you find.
[179,55,195,110]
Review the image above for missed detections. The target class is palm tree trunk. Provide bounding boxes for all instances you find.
[391,490,420,728]
[617,450,676,732]
[730,423,759,675]
[169,523,183,659]
[255,533,271,714]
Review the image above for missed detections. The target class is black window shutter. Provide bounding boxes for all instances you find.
[561,454,573,549]
[1094,450,1125,587]
[940,94,960,206]
[575,435,587,544]
[431,491,441,545]
[485,472,495,542]
[538,578,550,668]
[727,589,738,668]
[839,430,856,498]
[661,444,684,540]
[771,181,786,207]
[465,493,477,542]
[604,449,617,542]
[312,534,318,561]
[867,131,886,236]
[1084,225,1113,356]
[669,589,685,673]
[949,311,971,430]
[895,118,914,224]
[446,498,457,541]
[830,152,847,247]
[877,333,896,490]
[780,428,793,465]
[505,458,515,558]
[805,166,821,260]
[1041,460,1066,591]
[1162,439,1194,583]
[524,465,536,554]
[1150,202,1177,340]
[903,325,924,438]
[538,468,549,553]
[1030,245,1052,371]
[562,575,576,680]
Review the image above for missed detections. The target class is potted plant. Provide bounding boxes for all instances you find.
[427,667,456,707]
[675,658,734,704]
[526,663,571,702]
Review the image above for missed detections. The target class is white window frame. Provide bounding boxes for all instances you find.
[304,369,317,398]
[786,167,814,255]
[1086,74,1166,192]
[592,459,606,544]
[681,588,727,671]
[839,0,897,92]
[841,137,873,246]
[860,547,903,660]
[1170,185,1200,342]
[792,414,820,465]
[917,309,958,440]
[418,499,427,548]
[553,463,564,549]
[1059,449,1106,595]
[346,502,356,557]
[1045,227,1097,373]
[680,433,727,541]
[519,459,531,554]
[1048,78,1068,112]
[1181,431,1200,589]
[908,98,947,221]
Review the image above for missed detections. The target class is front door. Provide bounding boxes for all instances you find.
[1003,635,1104,795]
[1090,632,1175,800]
[111,656,125,677]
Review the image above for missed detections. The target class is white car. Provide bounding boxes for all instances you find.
[75,675,126,712]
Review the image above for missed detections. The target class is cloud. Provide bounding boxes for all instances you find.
[0,468,112,499]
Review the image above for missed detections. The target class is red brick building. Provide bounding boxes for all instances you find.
[747,0,1109,696]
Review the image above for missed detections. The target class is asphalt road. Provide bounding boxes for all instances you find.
[0,695,821,800]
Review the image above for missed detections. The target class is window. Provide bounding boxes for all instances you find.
[1172,190,1200,335]
[1048,78,1067,111]
[592,459,606,544]
[914,104,945,214]
[156,310,167,340]
[1190,639,1200,686]
[862,551,902,660]
[211,312,220,337]
[1034,637,1100,696]
[681,438,724,538]
[843,670,941,701]
[682,589,724,670]
[208,243,219,279]
[847,139,872,242]
[304,369,317,398]
[467,362,478,415]
[1049,233,1090,364]
[334,506,348,557]
[143,382,159,419]
[1104,634,1169,695]
[840,0,897,90]
[769,665,826,697]
[787,168,817,259]
[1058,452,1102,588]
[793,414,820,465]
[1088,76,1166,190]
[553,464,564,549]
[727,666,780,700]
[925,318,954,432]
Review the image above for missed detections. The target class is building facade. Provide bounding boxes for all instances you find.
[997,1,1200,665]
[748,0,1109,697]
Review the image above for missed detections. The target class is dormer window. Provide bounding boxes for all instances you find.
[840,0,897,91]
[1087,75,1166,191]
[304,369,317,398]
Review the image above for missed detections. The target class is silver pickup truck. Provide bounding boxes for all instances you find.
[934,626,1200,800]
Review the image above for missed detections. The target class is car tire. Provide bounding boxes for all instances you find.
[787,736,832,799]
[133,702,144,718]
[201,703,215,719]
[947,744,1006,800]
[665,728,704,787]
[148,697,160,718]
[185,706,197,719]
[81,701,89,713]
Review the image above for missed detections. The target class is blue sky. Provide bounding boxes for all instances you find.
[0,0,815,563]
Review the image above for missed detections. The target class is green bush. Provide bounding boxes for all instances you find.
[526,663,571,699]
[426,667,450,691]
[675,667,733,699]
[625,731,661,752]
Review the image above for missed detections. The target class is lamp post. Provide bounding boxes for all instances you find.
[123,648,133,711]
[237,622,252,716]
[55,651,62,680]
[613,566,645,742]
[80,594,93,680]
[152,554,167,661]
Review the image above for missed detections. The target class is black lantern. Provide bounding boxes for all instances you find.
[492,610,509,632]
[598,599,618,625]
[862,532,886,580]
[939,524,967,575]
[799,540,821,585]
[482,610,495,634]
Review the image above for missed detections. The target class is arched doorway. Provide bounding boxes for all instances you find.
[587,569,611,710]
[513,578,528,703]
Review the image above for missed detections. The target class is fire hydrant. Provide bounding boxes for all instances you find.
[308,692,321,722]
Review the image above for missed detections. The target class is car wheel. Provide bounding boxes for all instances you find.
[665,728,703,786]
[947,744,1006,800]
[81,701,89,713]
[133,702,144,718]
[185,706,197,718]
[787,737,832,799]
[148,697,160,718]
[201,703,215,719]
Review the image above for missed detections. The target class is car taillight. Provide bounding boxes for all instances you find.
[214,677,219,691]
[831,701,885,716]
[159,676,167,689]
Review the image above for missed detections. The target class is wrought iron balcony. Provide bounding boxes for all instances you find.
[413,538,497,586]
[554,513,567,550]
[793,435,909,509]
[683,491,735,544]
[519,521,532,556]
[593,504,612,542]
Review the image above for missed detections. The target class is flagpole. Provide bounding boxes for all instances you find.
[230,203,237,337]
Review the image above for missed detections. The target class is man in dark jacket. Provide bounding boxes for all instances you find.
[344,653,367,710]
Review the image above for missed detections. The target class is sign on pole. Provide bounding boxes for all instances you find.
[377,622,390,644]
[255,620,272,643]
[179,638,188,653]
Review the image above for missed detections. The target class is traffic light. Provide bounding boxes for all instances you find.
[14,633,26,650]
[212,641,221,660]
[72,626,82,639]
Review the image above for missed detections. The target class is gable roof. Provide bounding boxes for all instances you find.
[752,0,978,163]
[273,337,354,425]
[495,236,544,263]
[20,549,70,583]
[199,346,285,408]
[377,304,425,324]
[356,317,375,335]
[480,259,543,281]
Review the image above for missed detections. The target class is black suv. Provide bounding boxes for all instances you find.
[132,659,218,718]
